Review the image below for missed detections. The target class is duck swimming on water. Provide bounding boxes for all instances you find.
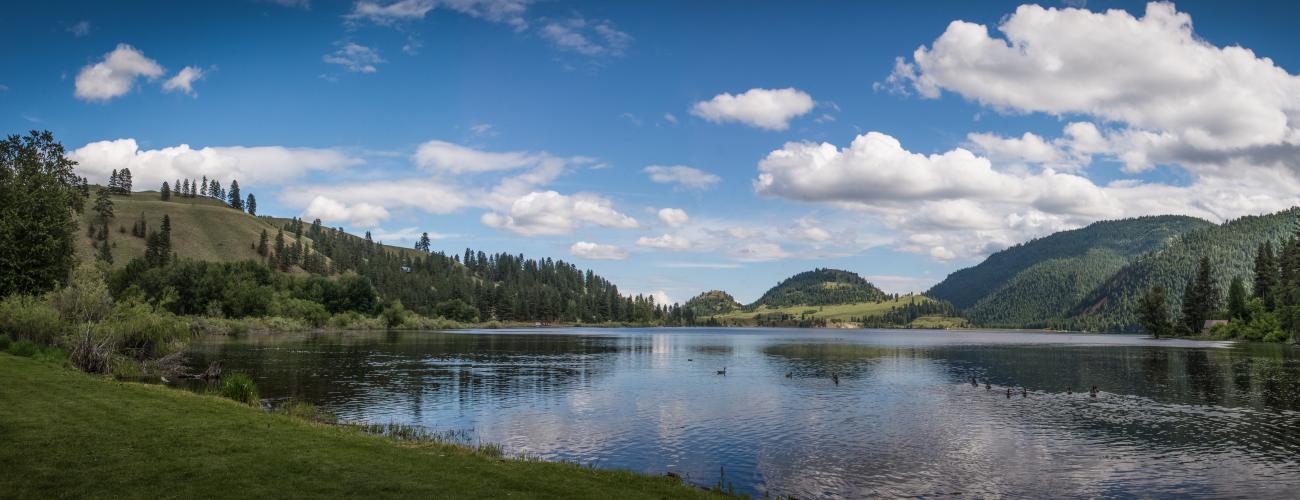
[716,367,727,376]
[832,373,840,386]
[985,381,991,391]
[1021,387,1028,398]
[1090,385,1098,398]
[1006,387,1012,399]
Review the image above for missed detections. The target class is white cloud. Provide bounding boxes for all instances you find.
[539,17,631,57]
[891,2,1300,154]
[370,226,453,243]
[323,43,385,73]
[285,178,474,216]
[68,138,363,188]
[74,44,165,102]
[644,290,675,306]
[348,0,531,30]
[690,88,815,130]
[783,217,832,242]
[569,241,628,260]
[636,234,692,251]
[730,242,790,262]
[414,139,551,173]
[657,208,689,227]
[260,0,312,8]
[162,66,205,97]
[643,165,720,190]
[481,190,638,236]
[302,196,391,228]
[68,21,90,37]
[663,113,678,124]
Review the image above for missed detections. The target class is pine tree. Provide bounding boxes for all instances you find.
[1254,242,1278,309]
[118,168,132,194]
[416,232,431,252]
[200,176,208,196]
[96,239,113,264]
[257,229,269,257]
[1181,256,1219,333]
[228,180,243,210]
[1227,276,1249,321]
[93,187,114,224]
[246,193,257,216]
[274,229,288,271]
[160,181,171,201]
[109,169,120,192]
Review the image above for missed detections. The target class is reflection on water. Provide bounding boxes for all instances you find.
[183,328,1300,498]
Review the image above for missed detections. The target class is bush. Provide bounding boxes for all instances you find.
[435,299,480,323]
[105,302,190,359]
[220,372,260,406]
[329,311,384,330]
[380,300,410,329]
[7,340,39,357]
[269,294,330,328]
[0,294,66,345]
[0,334,10,351]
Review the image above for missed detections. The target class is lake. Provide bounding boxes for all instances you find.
[183,328,1300,498]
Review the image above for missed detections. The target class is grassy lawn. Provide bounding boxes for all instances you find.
[0,354,723,499]
[711,294,941,323]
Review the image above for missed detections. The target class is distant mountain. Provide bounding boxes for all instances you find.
[1069,208,1300,332]
[683,290,742,316]
[750,268,887,308]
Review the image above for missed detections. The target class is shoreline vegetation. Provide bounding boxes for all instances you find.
[0,354,730,499]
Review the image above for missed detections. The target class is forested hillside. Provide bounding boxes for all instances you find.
[1068,208,1300,332]
[749,268,887,308]
[683,290,742,317]
[928,216,1212,310]
[82,188,678,324]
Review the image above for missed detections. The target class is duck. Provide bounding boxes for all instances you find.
[1090,385,1098,398]
[831,373,840,386]
[1021,387,1028,398]
[1005,387,1012,399]
[716,367,727,376]
[970,376,978,387]
[1067,386,1073,395]
[785,371,793,378]
[985,381,991,391]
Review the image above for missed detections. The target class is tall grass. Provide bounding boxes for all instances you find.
[219,372,260,406]
[0,294,66,345]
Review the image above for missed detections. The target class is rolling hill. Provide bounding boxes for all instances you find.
[749,268,888,308]
[682,290,742,316]
[927,216,1212,312]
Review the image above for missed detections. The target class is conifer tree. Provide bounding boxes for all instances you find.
[161,181,171,201]
[274,229,288,271]
[416,232,431,252]
[228,180,243,210]
[93,187,114,224]
[1227,276,1249,321]
[1254,242,1279,309]
[96,239,113,264]
[118,168,132,194]
[200,176,208,197]
[109,169,120,192]
[1181,256,1219,333]
[257,229,269,257]
[246,193,257,216]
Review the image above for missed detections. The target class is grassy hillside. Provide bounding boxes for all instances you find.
[0,355,721,499]
[1069,208,1300,332]
[750,268,887,308]
[927,215,1212,310]
[711,294,963,327]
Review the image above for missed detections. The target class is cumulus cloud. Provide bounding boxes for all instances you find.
[690,88,815,130]
[284,178,475,216]
[481,190,639,236]
[323,43,385,73]
[643,165,720,190]
[302,196,391,227]
[162,66,205,97]
[730,242,790,262]
[636,234,692,251]
[539,17,631,57]
[569,241,628,260]
[890,2,1300,161]
[74,44,165,102]
[68,138,364,188]
[657,208,689,227]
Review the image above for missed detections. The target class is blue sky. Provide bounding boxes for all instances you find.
[5,1,1300,304]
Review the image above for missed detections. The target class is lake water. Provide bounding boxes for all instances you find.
[183,328,1300,498]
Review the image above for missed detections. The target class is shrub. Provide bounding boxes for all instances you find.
[105,302,190,359]
[0,294,65,345]
[220,372,260,406]
[0,334,10,351]
[380,300,410,329]
[7,340,39,357]
[269,295,330,328]
[435,299,480,323]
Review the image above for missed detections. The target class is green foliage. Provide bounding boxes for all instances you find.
[268,294,329,327]
[0,334,10,351]
[0,294,65,345]
[1137,285,1173,338]
[0,131,85,297]
[1228,276,1249,321]
[273,400,337,424]
[219,372,260,406]
[929,215,1211,310]
[380,300,410,328]
[7,340,39,357]
[749,268,886,308]
[434,298,479,323]
[965,248,1130,328]
[103,301,189,359]
[683,290,741,317]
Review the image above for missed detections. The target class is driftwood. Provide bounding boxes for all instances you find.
[199,360,223,381]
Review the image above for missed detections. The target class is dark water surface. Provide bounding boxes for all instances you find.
[184,328,1300,498]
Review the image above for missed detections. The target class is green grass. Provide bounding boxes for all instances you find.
[711,294,937,323]
[0,354,724,499]
[79,190,422,267]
